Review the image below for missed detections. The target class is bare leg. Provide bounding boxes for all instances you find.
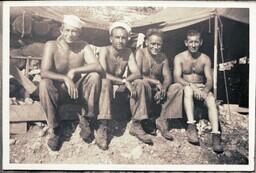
[205,92,219,133]
[205,92,223,153]
[184,86,196,124]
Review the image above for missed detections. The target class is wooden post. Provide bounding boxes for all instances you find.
[213,14,218,98]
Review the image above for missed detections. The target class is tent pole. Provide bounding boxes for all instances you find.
[213,14,218,98]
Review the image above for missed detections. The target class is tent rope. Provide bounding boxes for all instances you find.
[21,11,26,38]
[217,15,231,122]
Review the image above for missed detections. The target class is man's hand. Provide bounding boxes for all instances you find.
[156,81,167,100]
[190,83,208,101]
[125,81,137,99]
[64,76,78,99]
[67,69,76,81]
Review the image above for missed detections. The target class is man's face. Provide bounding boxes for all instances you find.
[146,35,163,56]
[110,27,129,51]
[185,35,202,53]
[61,24,81,43]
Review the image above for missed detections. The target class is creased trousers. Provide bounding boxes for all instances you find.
[98,79,152,120]
[39,72,101,129]
[159,83,184,119]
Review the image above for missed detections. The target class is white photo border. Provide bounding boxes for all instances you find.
[2,1,255,171]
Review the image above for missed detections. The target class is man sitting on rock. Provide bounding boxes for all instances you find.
[98,22,154,150]
[173,29,223,153]
[135,28,176,141]
[40,15,103,151]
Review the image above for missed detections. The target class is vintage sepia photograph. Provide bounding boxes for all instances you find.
[2,1,255,171]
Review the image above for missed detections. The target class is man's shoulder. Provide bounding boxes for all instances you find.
[200,53,211,62]
[174,50,187,60]
[100,46,111,54]
[135,48,145,57]
[45,40,57,47]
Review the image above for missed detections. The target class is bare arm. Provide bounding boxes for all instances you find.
[41,41,77,99]
[99,47,123,84]
[203,56,213,93]
[68,44,103,76]
[173,55,190,86]
[41,41,66,82]
[162,58,172,90]
[127,50,141,82]
[135,48,158,84]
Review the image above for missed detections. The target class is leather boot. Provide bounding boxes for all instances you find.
[156,118,173,141]
[95,120,108,150]
[79,115,92,142]
[129,120,153,145]
[47,126,61,151]
[212,133,224,153]
[187,123,199,145]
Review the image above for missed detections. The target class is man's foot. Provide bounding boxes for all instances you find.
[47,127,61,151]
[79,116,92,142]
[187,123,199,145]
[142,120,157,136]
[95,120,108,150]
[212,133,224,153]
[129,120,153,145]
[156,119,173,141]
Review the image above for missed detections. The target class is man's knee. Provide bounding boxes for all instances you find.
[184,86,193,98]
[101,79,112,91]
[205,92,216,107]
[88,72,101,82]
[39,79,53,90]
[133,79,145,88]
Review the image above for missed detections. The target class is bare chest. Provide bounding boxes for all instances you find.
[182,59,204,75]
[142,56,164,79]
[54,49,85,74]
[107,55,128,77]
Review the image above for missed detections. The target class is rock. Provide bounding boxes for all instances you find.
[15,140,20,145]
[38,130,47,137]
[225,151,232,158]
[180,129,186,133]
[121,152,131,159]
[131,146,143,159]
[25,97,34,104]
[10,139,16,145]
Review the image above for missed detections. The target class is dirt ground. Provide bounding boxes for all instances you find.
[9,105,249,165]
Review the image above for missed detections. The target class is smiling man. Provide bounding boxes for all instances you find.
[135,28,179,141]
[39,15,103,151]
[97,22,155,149]
[174,30,223,153]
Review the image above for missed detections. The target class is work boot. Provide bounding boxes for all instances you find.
[129,120,153,145]
[212,133,224,153]
[156,118,173,141]
[47,127,61,151]
[142,120,157,136]
[187,123,199,145]
[95,120,108,150]
[79,115,92,142]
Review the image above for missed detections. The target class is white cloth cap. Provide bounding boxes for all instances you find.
[63,15,84,29]
[109,21,131,35]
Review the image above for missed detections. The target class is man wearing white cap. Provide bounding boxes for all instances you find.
[97,21,153,150]
[40,15,103,151]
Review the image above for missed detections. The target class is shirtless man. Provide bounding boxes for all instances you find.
[98,22,153,149]
[174,30,223,153]
[40,15,102,151]
[135,29,174,140]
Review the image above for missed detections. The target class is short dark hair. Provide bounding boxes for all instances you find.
[186,29,201,39]
[145,28,164,40]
